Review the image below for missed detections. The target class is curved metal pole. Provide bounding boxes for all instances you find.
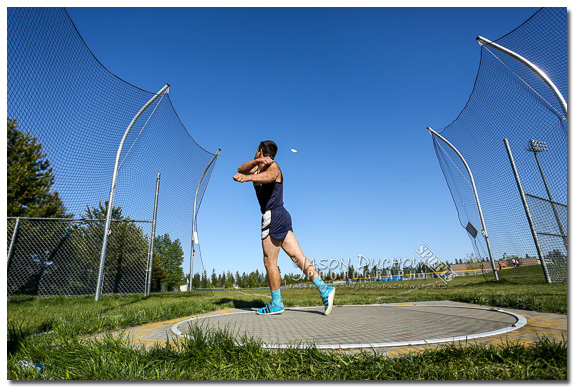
[477,36,567,116]
[189,149,221,290]
[95,84,170,301]
[427,127,499,281]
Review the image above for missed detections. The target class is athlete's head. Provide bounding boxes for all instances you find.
[258,140,278,159]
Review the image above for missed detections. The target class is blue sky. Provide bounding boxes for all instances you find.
[63,7,541,276]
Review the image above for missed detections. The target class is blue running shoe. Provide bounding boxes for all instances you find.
[321,286,335,315]
[257,302,285,315]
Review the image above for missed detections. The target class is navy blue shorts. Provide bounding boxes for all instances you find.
[261,206,293,241]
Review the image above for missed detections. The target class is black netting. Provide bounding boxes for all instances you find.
[7,8,219,298]
[433,137,495,278]
[430,7,566,283]
[493,8,567,113]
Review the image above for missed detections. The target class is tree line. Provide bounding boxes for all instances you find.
[190,261,436,289]
[190,267,339,289]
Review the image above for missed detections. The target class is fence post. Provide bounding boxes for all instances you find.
[95,84,170,301]
[7,217,21,271]
[145,173,161,296]
[503,139,552,283]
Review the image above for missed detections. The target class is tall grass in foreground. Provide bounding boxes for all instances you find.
[7,293,230,340]
[8,325,566,380]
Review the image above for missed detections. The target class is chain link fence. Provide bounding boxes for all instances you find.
[7,218,152,299]
[525,195,567,282]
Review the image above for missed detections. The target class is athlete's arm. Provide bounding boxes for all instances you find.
[233,162,279,183]
[237,156,274,174]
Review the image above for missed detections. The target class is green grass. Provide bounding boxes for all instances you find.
[8,326,566,380]
[7,273,567,380]
[283,270,567,314]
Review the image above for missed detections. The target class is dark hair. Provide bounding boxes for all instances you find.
[258,140,278,159]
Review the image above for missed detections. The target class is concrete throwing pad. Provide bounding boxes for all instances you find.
[172,303,527,350]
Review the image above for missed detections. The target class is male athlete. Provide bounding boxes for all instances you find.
[233,140,335,315]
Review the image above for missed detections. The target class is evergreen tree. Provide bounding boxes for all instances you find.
[220,273,226,288]
[241,272,247,287]
[201,270,209,288]
[348,265,356,278]
[7,118,67,218]
[154,234,185,289]
[226,271,234,288]
[150,251,168,292]
[192,273,201,289]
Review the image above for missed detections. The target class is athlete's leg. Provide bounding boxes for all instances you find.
[257,236,285,315]
[280,231,319,281]
[262,236,282,290]
[281,230,336,315]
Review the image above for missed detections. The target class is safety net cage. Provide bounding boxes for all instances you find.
[429,7,566,283]
[7,8,219,298]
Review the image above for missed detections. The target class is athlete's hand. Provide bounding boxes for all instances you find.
[256,156,274,165]
[233,173,251,183]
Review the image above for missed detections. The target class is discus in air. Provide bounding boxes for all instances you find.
[290,148,298,153]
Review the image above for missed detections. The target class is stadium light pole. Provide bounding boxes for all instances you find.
[504,139,552,283]
[95,84,170,301]
[527,139,567,251]
[189,149,221,291]
[477,36,567,117]
[427,127,499,281]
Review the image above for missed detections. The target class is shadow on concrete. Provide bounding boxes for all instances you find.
[213,298,266,309]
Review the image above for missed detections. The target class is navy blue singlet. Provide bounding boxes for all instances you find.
[253,167,284,213]
[253,166,293,241]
